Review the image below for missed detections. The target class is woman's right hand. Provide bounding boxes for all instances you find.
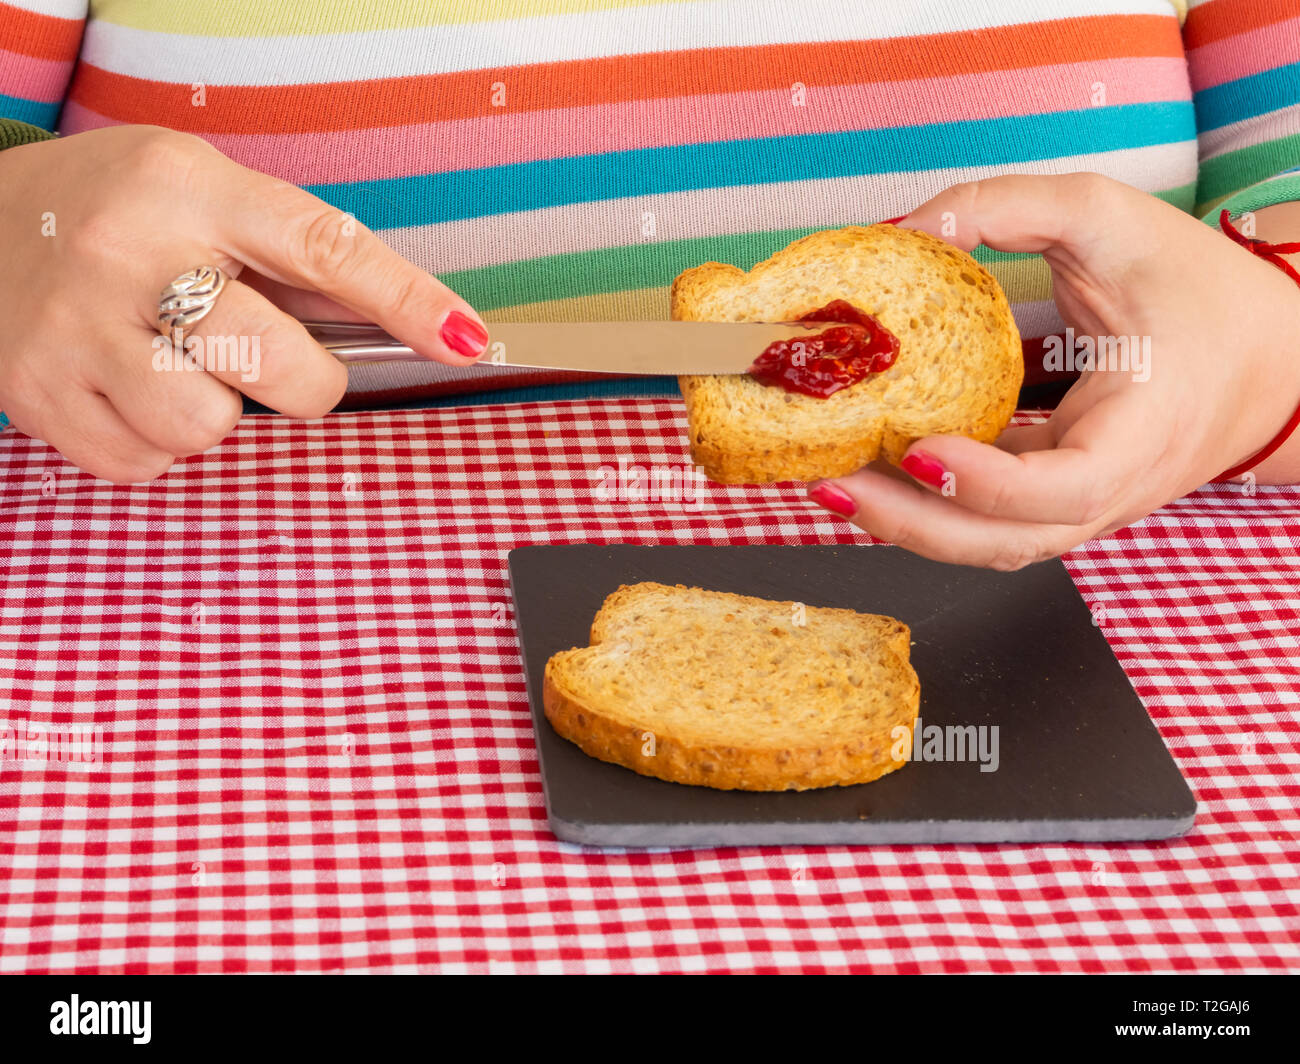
[0,124,490,482]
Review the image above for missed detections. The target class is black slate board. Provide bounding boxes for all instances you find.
[508,545,1196,847]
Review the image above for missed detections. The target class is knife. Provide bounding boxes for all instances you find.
[303,320,823,376]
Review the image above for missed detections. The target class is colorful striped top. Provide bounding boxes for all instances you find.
[2,0,1299,402]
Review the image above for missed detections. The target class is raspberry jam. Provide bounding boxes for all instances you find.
[748,300,899,398]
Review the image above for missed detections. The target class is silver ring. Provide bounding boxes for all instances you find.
[157,265,227,338]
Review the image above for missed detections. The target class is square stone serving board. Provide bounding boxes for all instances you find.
[508,545,1196,847]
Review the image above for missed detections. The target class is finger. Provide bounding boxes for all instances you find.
[161,277,348,419]
[897,172,1121,257]
[238,267,371,324]
[809,468,1088,570]
[211,169,489,365]
[998,370,1103,455]
[88,327,244,458]
[18,386,174,485]
[894,392,1156,526]
[994,420,1055,455]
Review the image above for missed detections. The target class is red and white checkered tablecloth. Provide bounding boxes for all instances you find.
[0,398,1296,974]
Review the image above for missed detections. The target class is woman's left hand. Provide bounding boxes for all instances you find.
[809,173,1300,569]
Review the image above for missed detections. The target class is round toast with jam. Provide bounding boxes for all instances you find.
[673,224,1023,485]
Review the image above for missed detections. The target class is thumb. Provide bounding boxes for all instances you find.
[898,172,1120,258]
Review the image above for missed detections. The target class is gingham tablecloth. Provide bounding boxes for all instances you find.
[0,399,1296,974]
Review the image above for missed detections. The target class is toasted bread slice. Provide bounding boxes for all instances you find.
[674,225,1022,484]
[542,582,919,791]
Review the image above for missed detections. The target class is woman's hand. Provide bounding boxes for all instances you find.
[809,172,1300,569]
[0,125,489,482]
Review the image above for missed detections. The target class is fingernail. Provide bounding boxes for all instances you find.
[440,310,489,359]
[808,481,857,518]
[901,450,947,488]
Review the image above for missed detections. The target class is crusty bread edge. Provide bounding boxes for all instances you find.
[540,583,921,792]
[542,664,917,791]
[680,374,952,484]
[679,373,1017,483]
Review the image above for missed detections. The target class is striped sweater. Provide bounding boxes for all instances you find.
[2,0,1299,403]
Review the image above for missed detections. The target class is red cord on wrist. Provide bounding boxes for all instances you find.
[1213,209,1300,483]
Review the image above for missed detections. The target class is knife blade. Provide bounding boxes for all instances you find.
[304,320,824,376]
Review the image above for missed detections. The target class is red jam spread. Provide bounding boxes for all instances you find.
[747,300,899,398]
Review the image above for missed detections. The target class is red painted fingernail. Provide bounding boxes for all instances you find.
[808,481,857,518]
[901,451,947,488]
[440,311,489,359]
